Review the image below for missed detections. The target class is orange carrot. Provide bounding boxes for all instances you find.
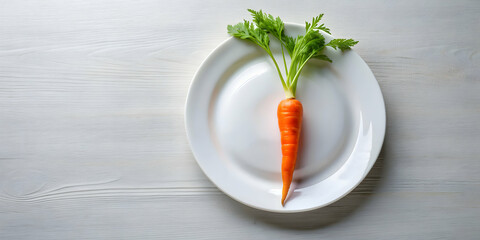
[278,98,303,206]
[228,10,357,206]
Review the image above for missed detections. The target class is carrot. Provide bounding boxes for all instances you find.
[278,98,303,206]
[228,10,357,206]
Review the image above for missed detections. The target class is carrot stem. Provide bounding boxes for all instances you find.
[281,45,289,76]
[266,50,287,92]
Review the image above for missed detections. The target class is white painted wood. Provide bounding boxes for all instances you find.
[0,0,479,239]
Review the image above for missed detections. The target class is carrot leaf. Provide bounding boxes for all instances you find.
[326,38,359,51]
[228,10,357,98]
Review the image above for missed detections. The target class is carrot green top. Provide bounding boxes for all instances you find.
[227,9,358,98]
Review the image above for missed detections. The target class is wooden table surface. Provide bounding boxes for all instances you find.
[1,0,479,239]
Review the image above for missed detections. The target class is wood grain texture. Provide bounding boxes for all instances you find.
[0,0,479,239]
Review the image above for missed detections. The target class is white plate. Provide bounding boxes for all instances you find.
[185,23,385,213]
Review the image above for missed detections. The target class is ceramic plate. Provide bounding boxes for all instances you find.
[185,23,385,213]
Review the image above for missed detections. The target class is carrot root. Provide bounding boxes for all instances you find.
[277,98,303,206]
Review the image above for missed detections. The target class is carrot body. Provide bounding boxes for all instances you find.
[277,98,303,206]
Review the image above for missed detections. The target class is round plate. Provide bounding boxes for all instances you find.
[185,23,385,213]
